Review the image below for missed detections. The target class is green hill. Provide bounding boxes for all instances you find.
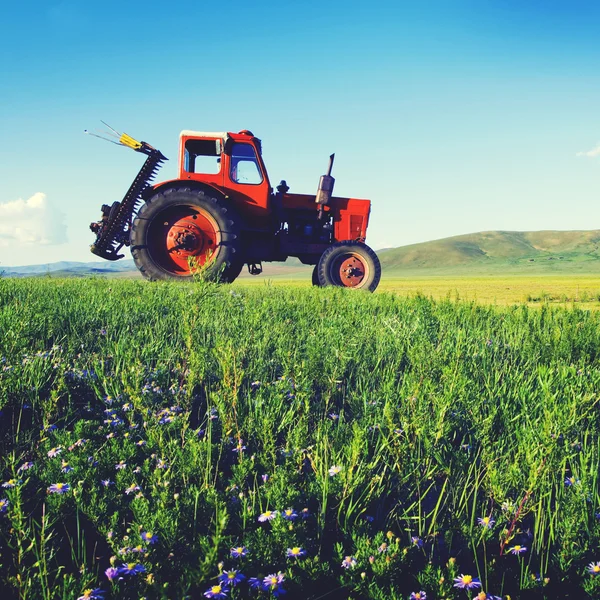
[378,230,600,275]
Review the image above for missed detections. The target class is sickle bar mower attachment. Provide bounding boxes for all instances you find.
[89,134,167,261]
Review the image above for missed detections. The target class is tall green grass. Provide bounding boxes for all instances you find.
[1,278,600,599]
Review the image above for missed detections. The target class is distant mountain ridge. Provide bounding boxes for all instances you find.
[378,230,600,274]
[1,260,137,277]
[4,230,600,277]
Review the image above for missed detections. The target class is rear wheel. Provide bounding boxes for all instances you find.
[130,186,243,282]
[317,241,381,292]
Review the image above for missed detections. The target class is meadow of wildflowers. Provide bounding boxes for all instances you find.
[1,277,600,599]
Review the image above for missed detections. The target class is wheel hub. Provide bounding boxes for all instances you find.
[166,217,213,258]
[338,256,365,287]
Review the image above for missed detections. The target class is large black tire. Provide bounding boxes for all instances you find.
[130,186,243,282]
[311,265,321,287]
[317,241,381,292]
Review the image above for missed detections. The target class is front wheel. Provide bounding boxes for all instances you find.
[316,241,381,292]
[130,186,243,282]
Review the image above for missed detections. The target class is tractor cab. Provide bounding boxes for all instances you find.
[179,130,271,226]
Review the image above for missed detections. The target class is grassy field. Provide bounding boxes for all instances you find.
[1,278,600,599]
[235,273,600,308]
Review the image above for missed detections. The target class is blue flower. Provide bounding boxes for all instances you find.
[263,572,286,596]
[258,510,278,522]
[118,563,146,576]
[77,589,105,600]
[141,532,158,544]
[453,575,481,589]
[48,483,70,494]
[219,570,245,586]
[204,584,228,599]
[282,508,298,521]
[286,547,307,558]
[230,546,248,558]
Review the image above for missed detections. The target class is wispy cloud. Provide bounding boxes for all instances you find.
[576,143,600,158]
[0,193,67,247]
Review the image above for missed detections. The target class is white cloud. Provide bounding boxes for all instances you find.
[576,143,600,158]
[0,193,67,247]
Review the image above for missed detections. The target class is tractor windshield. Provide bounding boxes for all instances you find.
[184,138,221,174]
[230,143,263,185]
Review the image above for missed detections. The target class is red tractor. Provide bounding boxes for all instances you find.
[90,128,381,291]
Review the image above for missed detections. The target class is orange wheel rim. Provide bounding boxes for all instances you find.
[147,205,222,276]
[330,253,368,287]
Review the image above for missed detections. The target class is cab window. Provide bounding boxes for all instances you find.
[230,143,263,185]
[184,139,221,174]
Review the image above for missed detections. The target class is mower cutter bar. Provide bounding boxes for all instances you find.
[90,139,167,261]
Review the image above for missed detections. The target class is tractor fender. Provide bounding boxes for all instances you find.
[142,179,226,202]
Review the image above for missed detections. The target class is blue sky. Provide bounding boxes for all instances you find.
[1,0,600,266]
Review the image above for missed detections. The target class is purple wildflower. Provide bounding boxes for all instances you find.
[204,585,228,599]
[18,461,34,472]
[565,476,580,487]
[141,532,158,544]
[301,508,311,518]
[263,572,286,596]
[587,562,600,575]
[232,440,246,453]
[328,465,342,477]
[477,516,495,528]
[219,570,246,586]
[48,483,70,494]
[77,589,105,600]
[115,461,126,470]
[0,498,9,514]
[248,577,262,589]
[125,484,141,495]
[282,508,298,521]
[286,547,307,558]
[261,474,269,483]
[2,479,20,489]
[411,536,424,548]
[258,510,278,522]
[101,480,113,487]
[118,563,146,575]
[509,545,527,555]
[47,446,62,458]
[453,575,482,590]
[230,546,248,558]
[341,556,357,569]
[61,461,73,473]
[105,567,120,581]
[410,593,427,600]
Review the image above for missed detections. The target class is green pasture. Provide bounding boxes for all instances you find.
[235,272,600,308]
[1,278,600,599]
